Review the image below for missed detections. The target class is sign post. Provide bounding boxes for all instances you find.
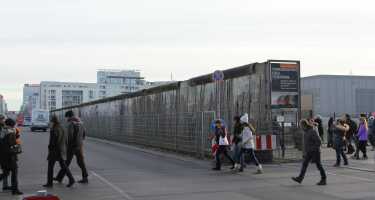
[212,70,224,118]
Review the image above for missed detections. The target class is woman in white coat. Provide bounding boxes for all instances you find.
[238,114,263,174]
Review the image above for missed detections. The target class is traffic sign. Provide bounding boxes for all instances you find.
[212,70,224,82]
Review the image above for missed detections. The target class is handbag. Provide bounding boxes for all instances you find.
[10,144,22,154]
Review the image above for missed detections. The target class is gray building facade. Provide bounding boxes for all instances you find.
[302,75,375,117]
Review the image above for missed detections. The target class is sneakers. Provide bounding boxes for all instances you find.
[292,177,303,184]
[256,165,263,174]
[53,177,63,183]
[212,167,221,171]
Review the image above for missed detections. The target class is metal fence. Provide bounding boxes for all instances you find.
[81,111,216,158]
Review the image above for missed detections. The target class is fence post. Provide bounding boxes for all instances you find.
[201,112,204,158]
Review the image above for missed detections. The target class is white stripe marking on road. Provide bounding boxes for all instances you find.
[327,172,374,182]
[91,171,133,200]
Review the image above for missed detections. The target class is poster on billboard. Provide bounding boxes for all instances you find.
[271,63,299,109]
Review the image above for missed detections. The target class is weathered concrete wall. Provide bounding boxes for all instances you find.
[52,62,274,157]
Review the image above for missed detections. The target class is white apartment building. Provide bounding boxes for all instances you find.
[0,95,7,115]
[39,81,97,110]
[97,69,145,98]
[24,69,166,111]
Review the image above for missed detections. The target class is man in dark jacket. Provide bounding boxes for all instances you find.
[292,119,327,186]
[0,114,10,191]
[55,111,89,184]
[43,115,75,188]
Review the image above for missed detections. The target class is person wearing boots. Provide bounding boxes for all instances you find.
[292,119,327,186]
[43,115,75,188]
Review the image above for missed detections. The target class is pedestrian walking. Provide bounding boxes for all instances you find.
[0,114,11,192]
[212,120,235,171]
[333,119,349,167]
[55,111,89,184]
[368,116,375,151]
[292,119,327,186]
[237,114,263,174]
[314,115,324,142]
[357,117,368,160]
[232,116,243,169]
[43,115,75,188]
[0,118,23,195]
[344,114,357,155]
[327,117,334,148]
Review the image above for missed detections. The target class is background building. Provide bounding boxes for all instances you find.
[97,69,145,98]
[22,69,174,111]
[39,81,97,110]
[302,75,375,117]
[22,84,41,124]
[0,95,8,115]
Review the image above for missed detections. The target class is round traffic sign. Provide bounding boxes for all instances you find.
[212,70,224,82]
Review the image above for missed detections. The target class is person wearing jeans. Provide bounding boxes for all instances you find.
[357,117,368,160]
[232,116,242,169]
[292,119,326,186]
[212,120,235,171]
[237,113,263,173]
[333,119,349,167]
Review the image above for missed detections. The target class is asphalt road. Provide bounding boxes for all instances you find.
[1,129,375,200]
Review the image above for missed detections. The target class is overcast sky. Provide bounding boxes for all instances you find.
[1,0,375,110]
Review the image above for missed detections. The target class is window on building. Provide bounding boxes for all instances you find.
[62,90,83,107]
[89,90,94,99]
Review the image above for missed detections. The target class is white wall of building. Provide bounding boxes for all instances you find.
[23,69,172,111]
[97,69,145,98]
[40,81,97,110]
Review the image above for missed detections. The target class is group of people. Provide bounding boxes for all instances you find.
[292,113,375,186]
[210,113,263,174]
[327,114,373,167]
[0,110,89,196]
[0,114,23,195]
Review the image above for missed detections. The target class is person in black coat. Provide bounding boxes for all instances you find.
[0,119,23,195]
[292,119,327,186]
[0,114,11,191]
[327,117,334,148]
[43,115,75,188]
